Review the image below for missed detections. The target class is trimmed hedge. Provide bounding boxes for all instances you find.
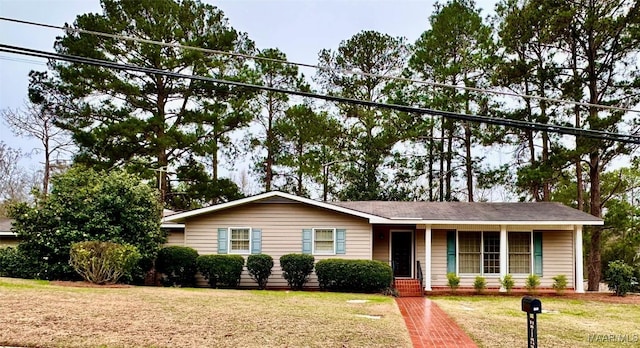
[315,259,392,293]
[69,241,141,285]
[196,254,245,288]
[279,253,314,290]
[246,254,274,290]
[155,246,199,287]
[0,247,42,279]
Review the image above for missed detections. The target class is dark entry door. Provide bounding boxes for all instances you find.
[391,232,412,277]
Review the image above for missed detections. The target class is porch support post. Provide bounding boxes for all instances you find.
[424,225,432,291]
[575,225,584,293]
[499,225,507,292]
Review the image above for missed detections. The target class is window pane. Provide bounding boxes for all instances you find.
[231,228,249,241]
[231,240,250,251]
[509,232,531,273]
[460,253,480,273]
[315,229,334,241]
[483,232,500,274]
[314,229,334,253]
[459,232,480,273]
[230,228,250,252]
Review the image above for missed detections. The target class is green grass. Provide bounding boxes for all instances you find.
[0,277,411,348]
[433,296,640,348]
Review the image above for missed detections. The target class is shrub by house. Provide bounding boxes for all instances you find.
[315,259,392,293]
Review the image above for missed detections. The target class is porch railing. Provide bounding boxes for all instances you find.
[416,260,424,288]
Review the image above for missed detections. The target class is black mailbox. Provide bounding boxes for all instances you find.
[521,296,542,314]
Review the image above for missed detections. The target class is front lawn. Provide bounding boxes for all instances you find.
[433,295,640,348]
[0,277,411,348]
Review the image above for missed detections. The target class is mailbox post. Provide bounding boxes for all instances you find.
[521,296,542,348]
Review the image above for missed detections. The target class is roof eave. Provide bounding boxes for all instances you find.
[390,220,604,226]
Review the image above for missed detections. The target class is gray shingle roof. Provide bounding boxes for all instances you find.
[329,201,602,222]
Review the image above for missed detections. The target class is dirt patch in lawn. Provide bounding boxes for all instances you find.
[0,277,411,348]
[51,280,133,288]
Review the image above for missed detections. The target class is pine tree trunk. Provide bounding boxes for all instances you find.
[587,151,602,291]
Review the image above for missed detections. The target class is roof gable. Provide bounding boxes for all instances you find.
[162,191,386,223]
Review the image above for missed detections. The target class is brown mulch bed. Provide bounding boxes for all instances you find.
[426,288,640,304]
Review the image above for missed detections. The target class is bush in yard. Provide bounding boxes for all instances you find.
[500,274,515,293]
[279,253,314,290]
[552,274,568,295]
[315,259,393,293]
[526,274,541,294]
[0,247,43,279]
[155,246,199,287]
[473,276,486,294]
[605,260,636,296]
[196,254,245,288]
[69,241,141,284]
[446,272,460,292]
[7,166,165,280]
[246,254,274,290]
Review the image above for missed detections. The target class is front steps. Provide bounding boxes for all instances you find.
[394,279,424,297]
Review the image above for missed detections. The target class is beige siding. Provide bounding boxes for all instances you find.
[415,230,425,279]
[164,230,185,246]
[540,230,574,288]
[431,230,448,287]
[184,202,372,288]
[372,229,389,264]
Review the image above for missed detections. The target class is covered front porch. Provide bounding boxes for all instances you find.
[371,224,586,293]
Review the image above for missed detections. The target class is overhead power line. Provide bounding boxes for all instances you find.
[1,16,639,115]
[1,44,639,145]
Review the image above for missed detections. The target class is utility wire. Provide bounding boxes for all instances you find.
[2,44,639,145]
[1,16,639,115]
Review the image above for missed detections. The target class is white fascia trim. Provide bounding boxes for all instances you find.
[162,191,385,223]
[0,231,17,236]
[160,223,185,229]
[402,220,604,226]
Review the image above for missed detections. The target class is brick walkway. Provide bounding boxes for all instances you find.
[396,297,477,348]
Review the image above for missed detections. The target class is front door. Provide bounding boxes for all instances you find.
[391,231,413,278]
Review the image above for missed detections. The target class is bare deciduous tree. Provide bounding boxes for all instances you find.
[1,101,73,196]
[0,142,35,202]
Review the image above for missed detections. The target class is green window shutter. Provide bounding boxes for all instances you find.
[447,231,456,273]
[533,232,543,276]
[251,228,262,254]
[218,228,228,254]
[336,229,346,254]
[302,229,312,254]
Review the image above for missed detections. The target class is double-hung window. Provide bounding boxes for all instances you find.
[313,228,335,254]
[508,232,531,274]
[458,231,500,275]
[459,232,481,273]
[229,227,251,254]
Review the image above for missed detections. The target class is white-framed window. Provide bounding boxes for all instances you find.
[313,228,336,255]
[459,232,481,273]
[458,231,500,275]
[229,227,251,254]
[508,232,531,274]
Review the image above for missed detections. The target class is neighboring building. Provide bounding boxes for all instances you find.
[0,217,18,247]
[161,191,602,292]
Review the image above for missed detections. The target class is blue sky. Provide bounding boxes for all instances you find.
[0,0,497,169]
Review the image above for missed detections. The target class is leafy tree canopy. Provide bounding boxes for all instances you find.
[8,166,165,280]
